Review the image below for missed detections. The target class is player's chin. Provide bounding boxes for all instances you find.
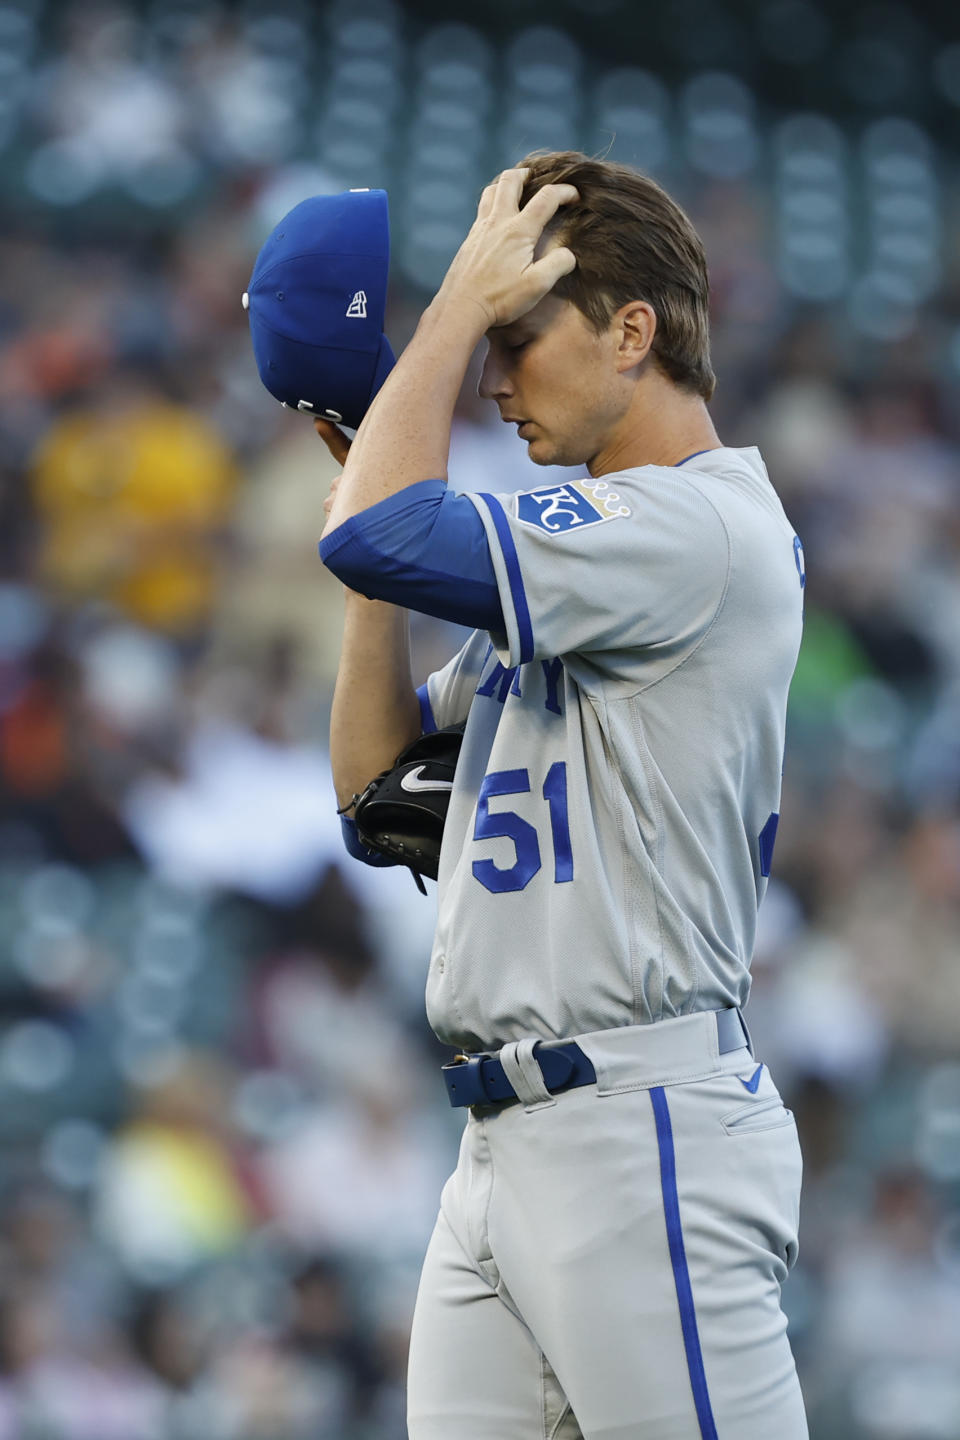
[525,432,560,466]
[527,434,581,467]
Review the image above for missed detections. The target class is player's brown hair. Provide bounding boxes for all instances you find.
[517,151,716,402]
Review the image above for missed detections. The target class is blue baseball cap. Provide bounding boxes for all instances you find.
[244,188,395,429]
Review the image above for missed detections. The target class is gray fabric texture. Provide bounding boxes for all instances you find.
[423,447,803,1052]
[407,1021,808,1439]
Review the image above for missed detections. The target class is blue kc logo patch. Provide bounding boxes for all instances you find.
[516,479,631,535]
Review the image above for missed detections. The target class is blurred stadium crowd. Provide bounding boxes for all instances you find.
[0,0,959,1436]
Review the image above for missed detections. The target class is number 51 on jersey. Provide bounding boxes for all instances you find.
[472,763,573,893]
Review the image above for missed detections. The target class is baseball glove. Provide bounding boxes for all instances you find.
[352,724,465,891]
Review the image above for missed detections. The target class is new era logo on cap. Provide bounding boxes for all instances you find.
[244,189,395,430]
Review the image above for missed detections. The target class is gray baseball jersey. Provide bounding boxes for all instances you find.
[418,445,804,1053]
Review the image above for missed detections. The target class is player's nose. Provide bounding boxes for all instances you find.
[477,346,512,401]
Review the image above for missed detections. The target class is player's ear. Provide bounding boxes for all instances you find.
[615,301,657,373]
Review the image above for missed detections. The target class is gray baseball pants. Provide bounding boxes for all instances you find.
[407,1012,808,1439]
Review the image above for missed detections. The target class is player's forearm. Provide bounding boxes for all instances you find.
[321,298,486,536]
[330,592,421,811]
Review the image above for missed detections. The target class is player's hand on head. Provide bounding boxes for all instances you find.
[437,167,579,329]
[314,416,351,466]
[314,417,355,552]
[322,471,343,520]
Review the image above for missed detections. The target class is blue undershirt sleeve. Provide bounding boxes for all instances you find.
[318,479,503,632]
[340,815,401,868]
[416,682,438,734]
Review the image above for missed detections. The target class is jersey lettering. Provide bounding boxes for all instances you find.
[472,764,574,893]
[793,535,805,618]
[472,770,541,892]
[542,762,573,882]
[758,812,779,877]
[476,660,520,703]
[541,658,563,715]
[476,656,564,717]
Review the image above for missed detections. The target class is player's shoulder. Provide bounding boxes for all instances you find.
[504,458,729,541]
[663,446,791,523]
[629,446,793,541]
[493,447,789,550]
[667,448,801,603]
[537,445,778,503]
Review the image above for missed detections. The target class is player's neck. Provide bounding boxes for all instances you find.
[587,375,722,477]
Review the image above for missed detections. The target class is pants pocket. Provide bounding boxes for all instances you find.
[721,1094,796,1135]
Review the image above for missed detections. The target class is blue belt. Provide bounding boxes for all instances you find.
[441,1008,750,1109]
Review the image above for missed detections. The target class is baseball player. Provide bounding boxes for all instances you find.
[315,154,808,1439]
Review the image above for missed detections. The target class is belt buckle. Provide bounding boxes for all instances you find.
[441,1053,488,1107]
